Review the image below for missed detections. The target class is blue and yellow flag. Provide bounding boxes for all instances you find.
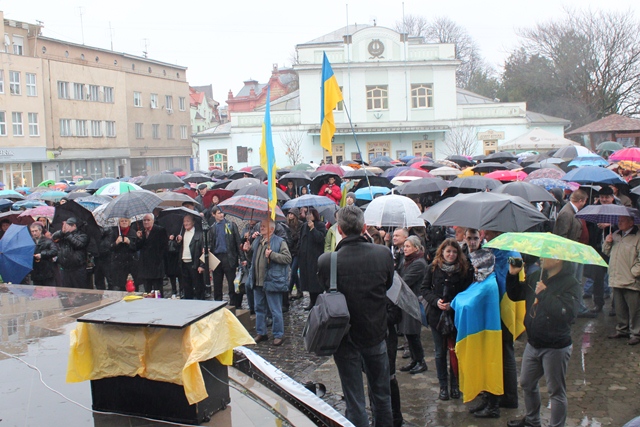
[491,248,527,340]
[320,52,343,155]
[260,87,277,220]
[451,273,504,403]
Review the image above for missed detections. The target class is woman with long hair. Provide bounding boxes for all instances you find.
[298,207,327,310]
[421,238,473,400]
[398,236,429,375]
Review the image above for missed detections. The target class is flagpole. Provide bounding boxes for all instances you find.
[342,104,374,200]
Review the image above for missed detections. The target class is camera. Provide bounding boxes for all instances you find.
[508,257,523,268]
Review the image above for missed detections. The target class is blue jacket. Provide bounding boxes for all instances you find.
[247,234,291,292]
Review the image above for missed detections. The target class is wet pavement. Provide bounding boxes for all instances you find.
[249,295,640,427]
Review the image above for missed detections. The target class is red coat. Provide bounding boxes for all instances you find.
[318,183,342,204]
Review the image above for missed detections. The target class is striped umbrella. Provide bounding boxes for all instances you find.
[102,190,162,219]
[218,195,285,221]
[95,182,143,196]
[528,178,574,191]
[576,204,640,225]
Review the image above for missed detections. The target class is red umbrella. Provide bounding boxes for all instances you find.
[173,170,187,177]
[409,161,433,170]
[395,169,434,178]
[316,164,344,177]
[202,189,234,208]
[608,147,640,162]
[484,170,528,182]
[173,187,197,199]
[0,211,34,226]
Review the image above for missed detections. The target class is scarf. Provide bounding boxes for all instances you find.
[440,261,459,274]
[404,250,424,267]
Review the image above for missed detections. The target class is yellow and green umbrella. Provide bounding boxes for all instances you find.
[483,232,607,267]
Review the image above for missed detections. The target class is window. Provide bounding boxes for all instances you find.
[28,113,38,136]
[57,81,70,99]
[91,120,102,137]
[133,91,142,107]
[366,85,388,110]
[208,149,228,171]
[25,73,37,96]
[0,112,6,136]
[60,119,71,136]
[135,123,143,139]
[9,71,20,95]
[0,70,4,93]
[12,35,24,55]
[76,120,88,137]
[89,85,100,101]
[105,121,116,137]
[411,84,433,109]
[166,124,174,139]
[73,83,84,100]
[179,97,186,111]
[12,112,23,136]
[152,124,160,139]
[180,125,188,140]
[165,95,173,111]
[150,93,158,109]
[103,86,114,103]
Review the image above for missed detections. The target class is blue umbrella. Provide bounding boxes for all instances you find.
[576,204,640,225]
[354,186,391,201]
[562,166,625,185]
[568,155,609,168]
[282,194,337,210]
[15,186,32,194]
[398,155,415,163]
[528,178,573,191]
[381,166,411,180]
[372,155,394,163]
[0,224,35,283]
[40,191,68,202]
[75,195,111,211]
[0,189,25,200]
[11,200,47,210]
[0,199,13,211]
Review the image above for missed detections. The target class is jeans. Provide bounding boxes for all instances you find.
[520,343,572,427]
[430,326,456,388]
[253,287,284,339]
[334,339,392,427]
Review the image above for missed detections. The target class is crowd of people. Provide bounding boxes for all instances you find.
[11,154,640,427]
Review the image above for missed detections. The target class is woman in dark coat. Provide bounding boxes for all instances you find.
[297,207,326,310]
[136,215,168,295]
[421,238,473,401]
[109,218,139,291]
[398,235,429,375]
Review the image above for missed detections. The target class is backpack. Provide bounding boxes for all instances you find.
[303,252,351,356]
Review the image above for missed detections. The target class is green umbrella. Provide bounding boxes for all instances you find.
[596,141,623,153]
[290,163,315,171]
[76,179,93,186]
[38,179,56,187]
[483,232,607,267]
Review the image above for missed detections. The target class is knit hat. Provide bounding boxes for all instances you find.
[346,192,356,201]
[197,184,208,190]
[65,217,78,226]
[288,207,300,217]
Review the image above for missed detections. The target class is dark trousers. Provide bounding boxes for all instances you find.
[430,326,457,388]
[406,332,425,362]
[181,261,204,300]
[141,278,164,295]
[501,330,519,407]
[93,256,111,290]
[589,265,607,308]
[62,267,89,289]
[111,258,138,291]
[168,275,180,295]
[385,323,403,427]
[212,254,238,304]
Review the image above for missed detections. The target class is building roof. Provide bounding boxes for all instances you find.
[526,111,571,126]
[191,85,214,100]
[303,24,371,45]
[236,81,267,98]
[456,88,496,105]
[567,114,640,135]
[255,90,300,111]
[190,89,205,107]
[193,121,232,137]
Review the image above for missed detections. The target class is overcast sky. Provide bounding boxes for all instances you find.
[3,0,639,104]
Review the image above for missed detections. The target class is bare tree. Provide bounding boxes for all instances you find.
[442,126,478,157]
[280,128,305,165]
[395,14,429,37]
[288,47,299,66]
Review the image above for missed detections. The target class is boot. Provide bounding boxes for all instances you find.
[468,393,488,413]
[474,394,500,418]
[409,360,428,374]
[399,360,417,372]
[450,379,461,400]
[438,386,450,401]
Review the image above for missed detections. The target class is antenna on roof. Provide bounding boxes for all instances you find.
[142,38,149,58]
[78,7,85,45]
[109,22,114,51]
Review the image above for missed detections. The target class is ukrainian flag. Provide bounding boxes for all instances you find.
[451,272,504,403]
[491,248,527,340]
[320,52,343,155]
[260,87,277,220]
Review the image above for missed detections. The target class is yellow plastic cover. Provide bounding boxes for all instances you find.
[67,308,255,404]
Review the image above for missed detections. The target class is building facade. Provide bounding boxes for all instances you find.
[196,24,569,171]
[0,11,192,187]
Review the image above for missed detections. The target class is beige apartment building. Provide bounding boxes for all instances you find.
[0,11,191,186]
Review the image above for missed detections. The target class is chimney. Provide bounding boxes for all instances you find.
[227,90,233,100]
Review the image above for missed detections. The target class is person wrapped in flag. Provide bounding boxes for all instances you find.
[451,249,504,407]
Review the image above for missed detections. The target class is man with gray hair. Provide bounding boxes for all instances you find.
[317,205,394,427]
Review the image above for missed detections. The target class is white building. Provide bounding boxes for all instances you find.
[197,24,568,171]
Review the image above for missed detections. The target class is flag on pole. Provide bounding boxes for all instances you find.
[260,87,277,220]
[320,52,343,156]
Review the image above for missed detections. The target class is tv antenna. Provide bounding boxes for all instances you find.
[78,7,85,44]
[142,38,149,58]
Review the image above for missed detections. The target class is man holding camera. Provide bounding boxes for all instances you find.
[505,257,581,427]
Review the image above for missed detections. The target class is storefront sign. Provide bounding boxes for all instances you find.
[0,147,48,162]
[477,130,505,141]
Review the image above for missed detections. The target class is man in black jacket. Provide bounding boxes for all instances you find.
[51,217,89,288]
[317,205,394,427]
[505,258,581,427]
[177,214,205,300]
[109,217,139,291]
[208,207,242,304]
[136,214,168,295]
[30,222,58,287]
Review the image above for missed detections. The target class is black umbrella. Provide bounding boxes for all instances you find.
[484,151,518,163]
[445,155,474,167]
[398,178,449,195]
[276,168,291,178]
[227,170,255,180]
[310,172,342,194]
[472,162,509,173]
[492,181,556,203]
[369,160,396,170]
[279,171,312,188]
[86,177,118,191]
[235,183,291,202]
[247,166,268,181]
[182,173,212,184]
[351,176,394,191]
[157,207,202,236]
[421,192,547,232]
[212,179,232,189]
[472,154,487,161]
[226,178,262,191]
[65,191,92,200]
[448,176,503,192]
[209,169,226,178]
[140,174,185,191]
[50,200,101,255]
[419,162,447,171]
[343,169,377,179]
